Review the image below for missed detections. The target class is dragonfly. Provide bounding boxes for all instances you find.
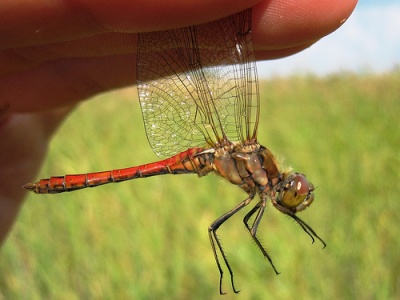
[24,9,326,294]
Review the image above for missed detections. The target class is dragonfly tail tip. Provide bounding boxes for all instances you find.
[23,182,38,193]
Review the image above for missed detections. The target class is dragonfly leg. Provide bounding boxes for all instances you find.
[243,198,280,275]
[271,198,326,248]
[208,195,254,294]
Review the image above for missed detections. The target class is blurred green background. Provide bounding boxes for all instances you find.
[1,72,399,299]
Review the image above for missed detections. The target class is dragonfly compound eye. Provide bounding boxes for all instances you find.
[280,174,314,210]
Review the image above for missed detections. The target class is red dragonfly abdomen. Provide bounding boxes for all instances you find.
[24,148,212,194]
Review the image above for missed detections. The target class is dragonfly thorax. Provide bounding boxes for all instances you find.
[207,142,316,215]
[210,143,281,195]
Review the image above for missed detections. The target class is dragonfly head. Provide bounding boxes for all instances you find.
[277,173,315,213]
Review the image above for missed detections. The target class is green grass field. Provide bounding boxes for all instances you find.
[1,71,399,299]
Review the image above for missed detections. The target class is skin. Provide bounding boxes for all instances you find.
[0,0,358,244]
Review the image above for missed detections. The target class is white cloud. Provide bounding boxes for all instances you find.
[257,4,400,77]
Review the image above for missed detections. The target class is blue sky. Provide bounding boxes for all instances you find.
[258,0,400,77]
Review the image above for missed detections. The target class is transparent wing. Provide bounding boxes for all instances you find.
[137,9,259,158]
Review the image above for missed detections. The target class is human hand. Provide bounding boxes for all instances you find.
[0,0,357,243]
